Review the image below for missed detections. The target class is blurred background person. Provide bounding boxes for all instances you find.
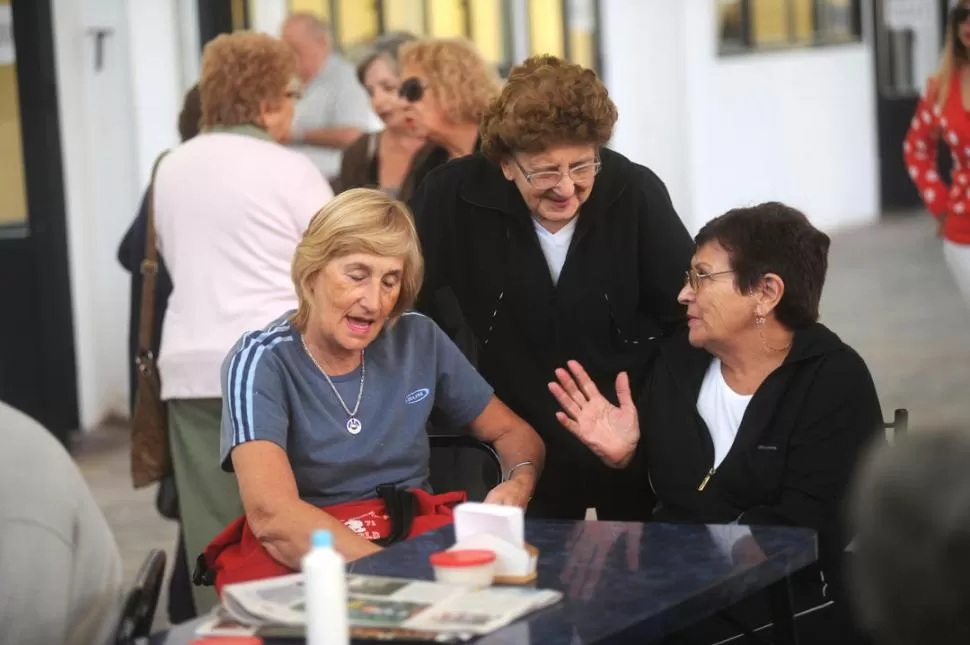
[851,428,970,645]
[336,31,426,200]
[0,402,123,645]
[282,13,377,184]
[904,1,970,310]
[117,83,201,625]
[412,55,692,521]
[154,31,333,613]
[398,38,500,196]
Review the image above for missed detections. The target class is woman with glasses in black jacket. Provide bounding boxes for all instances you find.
[411,55,693,522]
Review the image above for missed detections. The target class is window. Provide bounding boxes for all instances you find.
[717,0,861,54]
[285,0,600,74]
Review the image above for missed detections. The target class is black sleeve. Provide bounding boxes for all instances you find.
[635,167,694,335]
[410,164,448,315]
[738,350,883,534]
[118,191,150,274]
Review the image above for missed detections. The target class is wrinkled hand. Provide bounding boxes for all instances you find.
[483,478,532,508]
[548,360,640,468]
[560,522,643,600]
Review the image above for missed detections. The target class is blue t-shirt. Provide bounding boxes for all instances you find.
[220,311,494,506]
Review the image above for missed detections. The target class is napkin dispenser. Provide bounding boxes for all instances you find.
[449,503,539,584]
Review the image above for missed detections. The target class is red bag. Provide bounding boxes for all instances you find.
[196,488,466,596]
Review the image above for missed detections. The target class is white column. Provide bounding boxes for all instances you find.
[250,0,288,36]
[126,0,182,187]
[176,0,200,91]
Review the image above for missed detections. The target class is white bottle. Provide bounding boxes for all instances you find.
[302,529,349,645]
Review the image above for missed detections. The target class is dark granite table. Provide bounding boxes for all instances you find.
[160,519,817,645]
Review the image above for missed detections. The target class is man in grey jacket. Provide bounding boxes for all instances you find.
[0,402,123,645]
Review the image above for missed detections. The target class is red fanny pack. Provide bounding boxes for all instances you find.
[194,486,466,596]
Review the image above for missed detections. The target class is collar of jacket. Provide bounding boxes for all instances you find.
[661,321,847,401]
[456,147,634,230]
[204,123,274,142]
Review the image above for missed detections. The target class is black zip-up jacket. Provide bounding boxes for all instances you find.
[411,149,694,515]
[644,322,883,595]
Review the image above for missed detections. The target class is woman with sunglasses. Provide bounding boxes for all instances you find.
[396,38,500,197]
[335,31,427,200]
[905,2,970,310]
[550,203,882,642]
[411,55,693,522]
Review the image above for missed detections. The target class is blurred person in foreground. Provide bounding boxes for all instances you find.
[397,38,500,196]
[413,55,692,521]
[904,1,970,310]
[851,428,970,645]
[0,402,122,645]
[155,31,332,613]
[194,190,543,591]
[281,13,376,183]
[336,31,426,199]
[551,203,882,642]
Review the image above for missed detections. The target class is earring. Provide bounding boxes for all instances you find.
[755,312,792,353]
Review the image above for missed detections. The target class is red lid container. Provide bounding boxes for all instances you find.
[429,549,497,568]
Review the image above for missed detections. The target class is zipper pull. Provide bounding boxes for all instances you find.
[697,468,716,491]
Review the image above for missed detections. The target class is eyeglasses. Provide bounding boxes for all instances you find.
[513,156,602,190]
[399,77,427,103]
[953,6,970,25]
[285,89,302,100]
[684,268,734,291]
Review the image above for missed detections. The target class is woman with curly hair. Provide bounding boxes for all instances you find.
[412,55,693,521]
[397,38,500,196]
[153,31,333,612]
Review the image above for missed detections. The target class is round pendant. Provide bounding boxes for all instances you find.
[346,417,362,435]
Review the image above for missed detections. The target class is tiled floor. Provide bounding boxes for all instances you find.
[73,213,970,629]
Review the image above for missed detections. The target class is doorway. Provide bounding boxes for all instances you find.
[873,0,952,211]
[0,0,78,441]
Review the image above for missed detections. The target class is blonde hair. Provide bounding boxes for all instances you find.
[200,31,296,127]
[934,0,970,108]
[400,38,500,125]
[290,189,423,330]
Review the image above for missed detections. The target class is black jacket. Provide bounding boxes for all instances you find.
[644,322,883,593]
[411,148,694,513]
[117,191,172,413]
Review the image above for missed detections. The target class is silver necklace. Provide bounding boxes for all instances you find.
[300,335,365,435]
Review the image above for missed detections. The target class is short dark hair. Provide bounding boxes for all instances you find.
[177,84,202,142]
[850,430,970,645]
[356,31,418,85]
[694,202,830,330]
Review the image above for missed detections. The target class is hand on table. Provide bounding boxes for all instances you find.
[483,477,532,508]
[548,360,640,468]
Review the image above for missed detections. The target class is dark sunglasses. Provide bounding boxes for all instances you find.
[953,6,970,25]
[399,77,426,103]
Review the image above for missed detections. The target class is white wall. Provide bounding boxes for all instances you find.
[600,0,879,234]
[601,0,693,220]
[250,0,287,35]
[53,0,193,428]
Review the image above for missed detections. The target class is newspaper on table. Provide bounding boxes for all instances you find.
[204,572,562,642]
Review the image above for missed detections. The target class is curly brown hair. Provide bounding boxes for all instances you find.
[480,55,617,162]
[400,38,499,125]
[199,32,296,128]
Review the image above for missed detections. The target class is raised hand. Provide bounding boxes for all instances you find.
[548,360,640,468]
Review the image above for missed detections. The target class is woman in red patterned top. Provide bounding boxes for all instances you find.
[905,1,970,308]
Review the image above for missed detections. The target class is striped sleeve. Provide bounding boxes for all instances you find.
[219,328,292,471]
